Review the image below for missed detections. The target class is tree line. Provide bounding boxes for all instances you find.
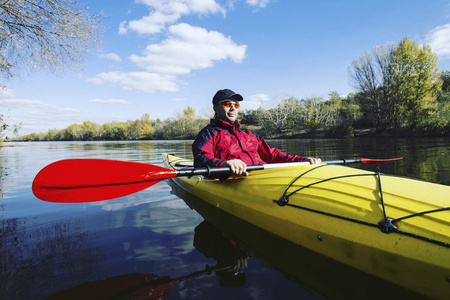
[13,66,450,142]
[4,36,450,141]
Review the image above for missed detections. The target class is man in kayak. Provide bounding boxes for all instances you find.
[192,89,321,176]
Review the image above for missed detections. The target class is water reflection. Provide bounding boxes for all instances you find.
[48,221,249,299]
[167,181,432,299]
[0,139,448,299]
[269,137,450,185]
[0,216,105,299]
[0,191,205,299]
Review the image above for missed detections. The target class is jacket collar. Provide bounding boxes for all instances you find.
[211,118,241,130]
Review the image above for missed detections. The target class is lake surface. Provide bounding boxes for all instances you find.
[1,138,449,299]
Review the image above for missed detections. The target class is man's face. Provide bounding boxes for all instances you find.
[214,100,240,124]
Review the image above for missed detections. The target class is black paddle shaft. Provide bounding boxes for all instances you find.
[174,158,392,178]
[176,164,265,177]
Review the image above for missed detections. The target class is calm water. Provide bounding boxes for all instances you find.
[1,138,449,299]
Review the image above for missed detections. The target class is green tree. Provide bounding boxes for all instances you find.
[431,71,450,135]
[140,113,154,139]
[389,38,442,128]
[62,123,83,140]
[103,121,126,140]
[44,128,62,141]
[174,107,198,139]
[81,121,102,140]
[329,92,361,126]
[350,37,442,132]
[438,71,450,101]
[240,109,262,126]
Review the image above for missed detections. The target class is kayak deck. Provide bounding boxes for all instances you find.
[162,153,450,299]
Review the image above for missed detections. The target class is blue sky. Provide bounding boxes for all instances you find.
[2,0,450,135]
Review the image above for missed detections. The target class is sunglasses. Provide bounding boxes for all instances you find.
[220,101,240,109]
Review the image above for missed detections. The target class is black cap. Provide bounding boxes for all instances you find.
[212,89,243,105]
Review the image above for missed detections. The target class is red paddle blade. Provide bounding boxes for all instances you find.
[32,159,177,203]
[361,157,403,164]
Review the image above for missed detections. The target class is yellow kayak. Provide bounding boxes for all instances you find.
[162,153,450,299]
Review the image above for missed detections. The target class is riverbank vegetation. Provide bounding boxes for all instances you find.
[5,37,450,141]
[12,73,450,141]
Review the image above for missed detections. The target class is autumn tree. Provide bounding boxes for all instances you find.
[0,0,104,139]
[0,0,104,82]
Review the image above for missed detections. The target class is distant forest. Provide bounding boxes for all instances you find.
[13,79,450,141]
[10,38,450,141]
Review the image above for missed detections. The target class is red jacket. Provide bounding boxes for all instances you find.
[192,119,305,169]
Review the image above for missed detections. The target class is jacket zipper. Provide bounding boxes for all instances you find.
[231,128,255,165]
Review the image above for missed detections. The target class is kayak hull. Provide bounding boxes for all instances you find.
[162,154,450,298]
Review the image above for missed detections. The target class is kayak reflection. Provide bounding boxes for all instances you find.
[48,221,249,300]
[167,179,433,300]
[194,220,249,288]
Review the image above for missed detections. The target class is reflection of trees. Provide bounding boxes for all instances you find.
[272,137,450,185]
[0,217,105,299]
[0,146,9,219]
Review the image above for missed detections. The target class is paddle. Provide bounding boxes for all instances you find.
[32,157,402,203]
[48,264,234,300]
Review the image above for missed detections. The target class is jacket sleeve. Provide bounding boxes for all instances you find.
[257,137,305,163]
[192,126,227,168]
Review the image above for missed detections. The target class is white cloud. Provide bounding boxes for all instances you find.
[0,98,84,113]
[241,93,270,110]
[246,0,270,8]
[130,23,247,75]
[85,77,104,85]
[125,0,225,35]
[249,93,270,102]
[425,23,450,59]
[0,98,88,135]
[128,11,180,35]
[90,98,132,105]
[102,53,122,62]
[118,21,127,35]
[89,23,246,93]
[0,98,52,108]
[91,0,252,94]
[87,71,179,93]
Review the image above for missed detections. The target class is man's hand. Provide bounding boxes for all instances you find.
[303,157,322,165]
[226,159,249,176]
